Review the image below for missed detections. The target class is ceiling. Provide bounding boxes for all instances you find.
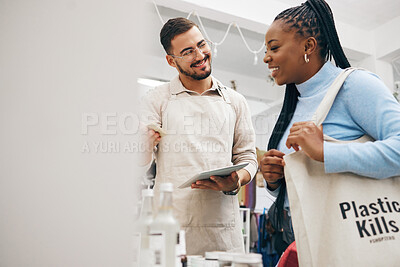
[151,1,400,85]
[278,0,400,30]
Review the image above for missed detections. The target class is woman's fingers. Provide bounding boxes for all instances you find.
[261,163,284,175]
[260,149,286,184]
[263,172,284,181]
[286,121,324,161]
[264,149,285,158]
[260,156,284,166]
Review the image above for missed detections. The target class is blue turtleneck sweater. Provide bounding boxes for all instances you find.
[267,61,400,203]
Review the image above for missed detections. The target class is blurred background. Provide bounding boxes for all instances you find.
[0,0,152,266]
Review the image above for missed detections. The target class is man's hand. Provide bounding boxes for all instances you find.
[146,129,161,149]
[191,169,250,192]
[139,128,161,166]
[260,149,285,190]
[286,121,324,162]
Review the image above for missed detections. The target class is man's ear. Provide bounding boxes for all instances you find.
[166,55,176,67]
[304,36,318,55]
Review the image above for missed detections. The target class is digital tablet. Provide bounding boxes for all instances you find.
[178,163,249,189]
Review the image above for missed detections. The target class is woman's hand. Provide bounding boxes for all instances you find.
[286,121,324,162]
[260,149,285,190]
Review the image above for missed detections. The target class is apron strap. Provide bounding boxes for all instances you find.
[217,84,231,104]
[167,82,177,101]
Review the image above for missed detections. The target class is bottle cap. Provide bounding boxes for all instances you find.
[159,182,173,192]
[141,189,153,197]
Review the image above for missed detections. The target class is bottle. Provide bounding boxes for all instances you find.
[177,230,187,267]
[135,188,154,266]
[132,199,142,266]
[232,253,263,267]
[204,251,221,267]
[217,252,235,267]
[187,255,203,267]
[190,257,205,267]
[150,183,181,267]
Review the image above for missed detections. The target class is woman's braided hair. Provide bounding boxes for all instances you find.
[267,0,350,238]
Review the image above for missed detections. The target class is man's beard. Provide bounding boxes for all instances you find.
[176,55,212,80]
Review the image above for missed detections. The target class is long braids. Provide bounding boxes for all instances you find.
[267,0,350,236]
[305,0,350,67]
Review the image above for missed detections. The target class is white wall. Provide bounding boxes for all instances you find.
[374,16,400,60]
[0,0,149,266]
[213,68,284,102]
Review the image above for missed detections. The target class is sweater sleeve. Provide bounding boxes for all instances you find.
[264,180,281,198]
[324,71,400,179]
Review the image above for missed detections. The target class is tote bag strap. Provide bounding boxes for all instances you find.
[312,67,358,126]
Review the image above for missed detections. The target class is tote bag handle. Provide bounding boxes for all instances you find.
[312,67,357,126]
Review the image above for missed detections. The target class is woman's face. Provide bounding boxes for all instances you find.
[264,20,308,85]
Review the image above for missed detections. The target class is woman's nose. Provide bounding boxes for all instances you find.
[264,54,271,64]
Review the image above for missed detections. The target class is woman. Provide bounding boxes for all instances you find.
[260,0,400,256]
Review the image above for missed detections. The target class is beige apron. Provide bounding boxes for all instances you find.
[153,82,244,255]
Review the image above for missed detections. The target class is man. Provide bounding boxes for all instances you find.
[140,17,257,255]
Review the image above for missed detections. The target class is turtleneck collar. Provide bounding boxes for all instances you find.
[296,61,341,97]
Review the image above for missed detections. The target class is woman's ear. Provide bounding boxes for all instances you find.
[304,37,318,55]
[166,55,176,67]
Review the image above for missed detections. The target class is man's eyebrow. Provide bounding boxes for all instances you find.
[179,47,192,54]
[179,39,206,54]
[197,39,206,46]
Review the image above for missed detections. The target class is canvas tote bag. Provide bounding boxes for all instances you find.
[284,68,400,267]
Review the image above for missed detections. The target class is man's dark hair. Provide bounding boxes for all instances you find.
[160,17,200,54]
[267,0,351,253]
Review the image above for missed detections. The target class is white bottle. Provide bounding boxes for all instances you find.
[204,251,221,267]
[232,253,263,267]
[135,189,154,266]
[150,183,181,267]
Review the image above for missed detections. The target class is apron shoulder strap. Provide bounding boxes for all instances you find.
[211,77,231,104]
[217,85,231,104]
[167,83,177,100]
